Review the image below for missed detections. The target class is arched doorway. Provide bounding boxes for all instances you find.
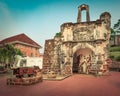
[73,48,93,74]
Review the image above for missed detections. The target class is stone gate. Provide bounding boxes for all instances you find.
[43,4,111,76]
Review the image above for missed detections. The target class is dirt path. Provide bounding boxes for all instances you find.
[0,72,120,96]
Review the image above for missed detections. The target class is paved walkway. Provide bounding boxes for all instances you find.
[0,72,120,96]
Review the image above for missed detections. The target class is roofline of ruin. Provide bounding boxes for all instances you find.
[61,19,102,27]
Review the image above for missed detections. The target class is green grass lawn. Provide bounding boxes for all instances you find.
[109,46,120,61]
[110,51,120,57]
[109,46,120,52]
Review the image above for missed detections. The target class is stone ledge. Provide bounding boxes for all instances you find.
[43,74,71,81]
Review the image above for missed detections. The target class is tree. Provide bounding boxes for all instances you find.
[110,19,120,46]
[0,48,4,66]
[55,32,61,37]
[114,19,120,30]
[110,28,116,45]
[0,44,23,69]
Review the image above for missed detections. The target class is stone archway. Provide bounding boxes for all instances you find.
[72,43,95,74]
[43,4,111,76]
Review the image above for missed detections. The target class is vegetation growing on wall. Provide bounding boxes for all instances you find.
[55,32,61,37]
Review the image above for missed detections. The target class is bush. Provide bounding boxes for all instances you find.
[109,55,114,59]
[55,32,61,37]
[115,55,120,61]
[109,51,120,61]
[109,46,120,52]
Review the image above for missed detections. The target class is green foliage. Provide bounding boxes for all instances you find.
[115,55,120,61]
[109,55,114,59]
[109,46,120,61]
[55,32,61,37]
[0,44,23,69]
[110,30,115,41]
[111,28,115,34]
[110,19,120,45]
[109,51,120,57]
[114,19,120,29]
[109,46,120,52]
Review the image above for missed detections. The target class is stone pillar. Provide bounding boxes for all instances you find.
[77,4,90,23]
[77,8,81,23]
[86,7,90,22]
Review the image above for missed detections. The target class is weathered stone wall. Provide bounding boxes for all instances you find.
[60,11,111,75]
[43,4,111,76]
[42,39,54,74]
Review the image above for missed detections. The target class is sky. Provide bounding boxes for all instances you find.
[0,0,120,53]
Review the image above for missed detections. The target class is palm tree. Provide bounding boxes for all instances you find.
[114,19,120,30]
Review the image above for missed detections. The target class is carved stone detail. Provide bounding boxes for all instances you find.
[43,4,111,76]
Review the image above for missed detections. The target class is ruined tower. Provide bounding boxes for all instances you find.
[43,4,111,76]
[77,4,90,22]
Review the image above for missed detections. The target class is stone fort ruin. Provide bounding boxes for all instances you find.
[43,4,111,76]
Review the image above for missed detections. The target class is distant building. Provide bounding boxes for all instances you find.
[0,33,42,57]
[110,30,120,46]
